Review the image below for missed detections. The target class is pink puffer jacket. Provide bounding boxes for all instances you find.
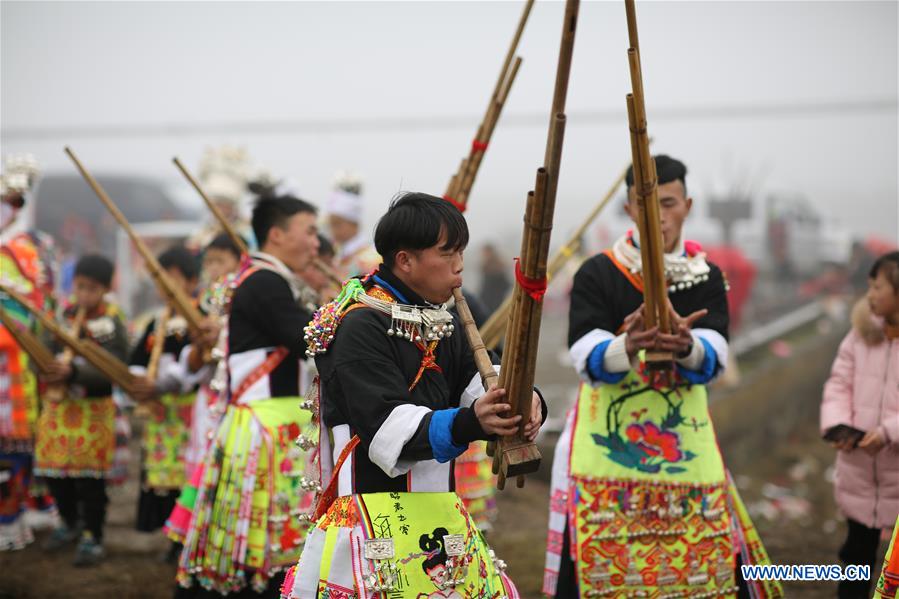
[821,300,899,530]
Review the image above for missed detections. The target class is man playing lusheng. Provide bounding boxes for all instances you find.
[543,155,783,599]
[283,192,546,598]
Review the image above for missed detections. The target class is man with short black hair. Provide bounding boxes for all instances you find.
[281,192,545,598]
[543,155,782,598]
[174,194,321,597]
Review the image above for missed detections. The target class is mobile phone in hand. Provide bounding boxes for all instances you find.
[822,424,866,448]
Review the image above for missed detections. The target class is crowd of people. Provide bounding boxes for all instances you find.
[0,150,896,599]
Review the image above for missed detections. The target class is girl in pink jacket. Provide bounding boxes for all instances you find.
[821,251,899,599]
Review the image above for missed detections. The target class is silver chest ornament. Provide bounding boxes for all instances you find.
[386,304,454,344]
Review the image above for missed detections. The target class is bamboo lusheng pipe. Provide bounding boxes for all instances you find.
[490,0,580,490]
[444,0,534,208]
[0,305,55,373]
[147,307,171,383]
[495,167,550,490]
[65,148,204,335]
[453,55,524,208]
[452,288,498,391]
[173,157,248,254]
[478,165,630,348]
[0,283,136,396]
[623,0,672,355]
[133,307,171,418]
[486,193,540,483]
[628,113,666,332]
[43,306,86,403]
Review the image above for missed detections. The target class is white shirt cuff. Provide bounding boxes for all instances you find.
[675,331,706,370]
[602,334,633,373]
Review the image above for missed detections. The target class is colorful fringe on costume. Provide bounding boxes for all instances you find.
[174,397,316,594]
[454,442,498,531]
[543,366,783,599]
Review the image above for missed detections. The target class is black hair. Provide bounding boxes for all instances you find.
[374,192,469,268]
[317,234,335,260]
[204,232,244,261]
[158,245,199,281]
[869,251,899,291]
[419,527,449,574]
[251,195,317,247]
[74,254,114,287]
[626,154,688,195]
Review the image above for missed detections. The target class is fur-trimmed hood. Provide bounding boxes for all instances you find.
[851,298,886,346]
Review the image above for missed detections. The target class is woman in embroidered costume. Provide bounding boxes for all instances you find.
[172,194,321,598]
[282,193,545,599]
[0,154,60,550]
[129,246,206,557]
[34,255,128,566]
[543,156,782,599]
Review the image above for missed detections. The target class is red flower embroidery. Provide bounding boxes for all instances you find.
[625,421,683,462]
[62,403,83,428]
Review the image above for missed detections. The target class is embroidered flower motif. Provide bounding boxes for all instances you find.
[625,421,683,463]
[62,402,83,429]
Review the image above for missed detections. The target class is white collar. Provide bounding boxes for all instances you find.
[250,251,309,302]
[611,233,711,293]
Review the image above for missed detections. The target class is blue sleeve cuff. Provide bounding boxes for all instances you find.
[676,338,719,384]
[429,408,468,463]
[587,340,628,384]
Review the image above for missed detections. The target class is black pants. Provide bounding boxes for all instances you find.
[838,518,880,599]
[554,518,751,598]
[136,487,179,532]
[46,477,108,542]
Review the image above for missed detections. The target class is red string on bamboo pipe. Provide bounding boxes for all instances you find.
[442,194,467,213]
[513,258,548,301]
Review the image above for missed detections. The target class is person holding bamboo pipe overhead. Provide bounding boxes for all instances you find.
[280,193,545,599]
[128,246,205,558]
[34,254,128,567]
[173,192,321,598]
[543,155,782,598]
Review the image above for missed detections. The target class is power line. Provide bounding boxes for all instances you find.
[3,98,895,141]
